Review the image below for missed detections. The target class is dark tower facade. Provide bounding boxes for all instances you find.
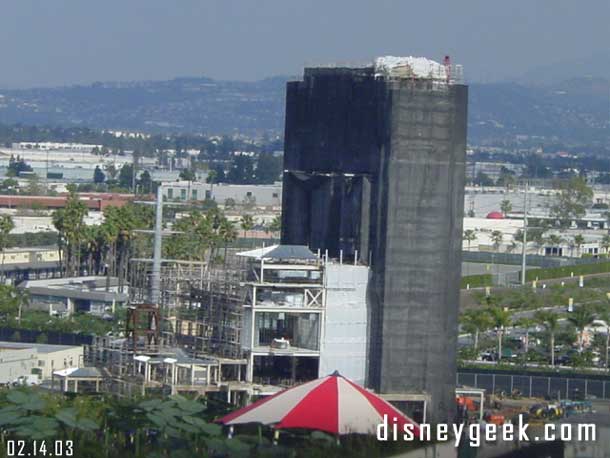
[281,60,467,423]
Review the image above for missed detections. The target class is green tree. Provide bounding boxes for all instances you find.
[474,171,494,187]
[240,214,255,239]
[601,234,610,255]
[567,305,596,352]
[545,233,564,254]
[268,215,281,235]
[0,178,19,194]
[93,166,105,184]
[227,155,255,184]
[573,234,585,257]
[535,310,560,367]
[460,309,493,351]
[21,175,43,196]
[206,169,218,195]
[488,307,512,361]
[491,230,503,252]
[218,218,238,265]
[118,163,134,190]
[594,304,610,369]
[463,229,477,251]
[0,215,15,276]
[515,317,537,356]
[254,153,282,184]
[0,285,28,324]
[52,190,88,276]
[210,163,226,183]
[137,170,153,194]
[496,168,516,188]
[500,199,512,216]
[550,177,593,227]
[179,168,197,181]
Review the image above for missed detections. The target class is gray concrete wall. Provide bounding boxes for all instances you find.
[320,264,370,385]
[368,80,467,424]
[0,348,37,383]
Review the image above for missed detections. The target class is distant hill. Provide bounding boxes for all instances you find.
[469,77,610,145]
[0,76,289,136]
[0,75,608,146]
[517,52,610,85]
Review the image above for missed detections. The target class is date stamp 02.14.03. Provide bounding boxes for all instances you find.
[5,440,74,457]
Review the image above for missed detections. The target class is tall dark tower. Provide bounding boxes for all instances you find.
[281,57,467,423]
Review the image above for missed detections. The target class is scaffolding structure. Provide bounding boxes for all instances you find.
[128,252,248,358]
[177,254,248,360]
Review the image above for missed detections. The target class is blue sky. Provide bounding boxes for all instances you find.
[1,0,608,87]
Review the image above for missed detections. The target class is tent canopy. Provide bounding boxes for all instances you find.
[217,372,419,436]
[237,244,318,261]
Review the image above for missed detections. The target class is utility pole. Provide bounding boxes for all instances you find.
[45,150,49,195]
[521,181,528,285]
[150,186,163,305]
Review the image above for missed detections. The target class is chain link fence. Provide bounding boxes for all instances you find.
[458,371,610,400]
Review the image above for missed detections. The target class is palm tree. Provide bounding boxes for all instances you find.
[595,304,610,369]
[567,305,596,352]
[515,317,537,357]
[601,234,610,256]
[240,214,255,240]
[52,190,88,276]
[0,215,15,279]
[568,238,577,257]
[460,309,493,351]
[545,234,564,256]
[206,169,218,195]
[463,229,477,251]
[488,307,512,361]
[218,218,238,266]
[490,230,503,252]
[268,215,281,236]
[500,199,512,216]
[535,310,560,366]
[573,234,585,257]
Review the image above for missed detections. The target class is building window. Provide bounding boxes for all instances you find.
[246,192,252,197]
[38,360,45,367]
[180,189,187,200]
[167,189,174,199]
[272,193,279,198]
[192,190,198,200]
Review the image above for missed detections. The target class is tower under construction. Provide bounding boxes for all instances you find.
[281,56,467,423]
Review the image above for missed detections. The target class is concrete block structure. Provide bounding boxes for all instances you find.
[0,341,84,382]
[238,245,370,386]
[281,57,467,423]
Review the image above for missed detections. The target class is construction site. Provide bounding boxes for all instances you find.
[80,56,467,426]
[82,187,362,406]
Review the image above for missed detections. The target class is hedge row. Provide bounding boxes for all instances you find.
[524,261,610,282]
[461,274,493,289]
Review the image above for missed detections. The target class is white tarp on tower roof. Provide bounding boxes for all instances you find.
[374,56,446,80]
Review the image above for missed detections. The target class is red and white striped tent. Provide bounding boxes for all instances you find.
[217,372,419,436]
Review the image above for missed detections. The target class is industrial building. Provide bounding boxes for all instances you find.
[0,341,84,383]
[19,276,128,316]
[161,181,282,208]
[281,56,467,423]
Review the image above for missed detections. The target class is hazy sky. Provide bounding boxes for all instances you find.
[1,0,608,88]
